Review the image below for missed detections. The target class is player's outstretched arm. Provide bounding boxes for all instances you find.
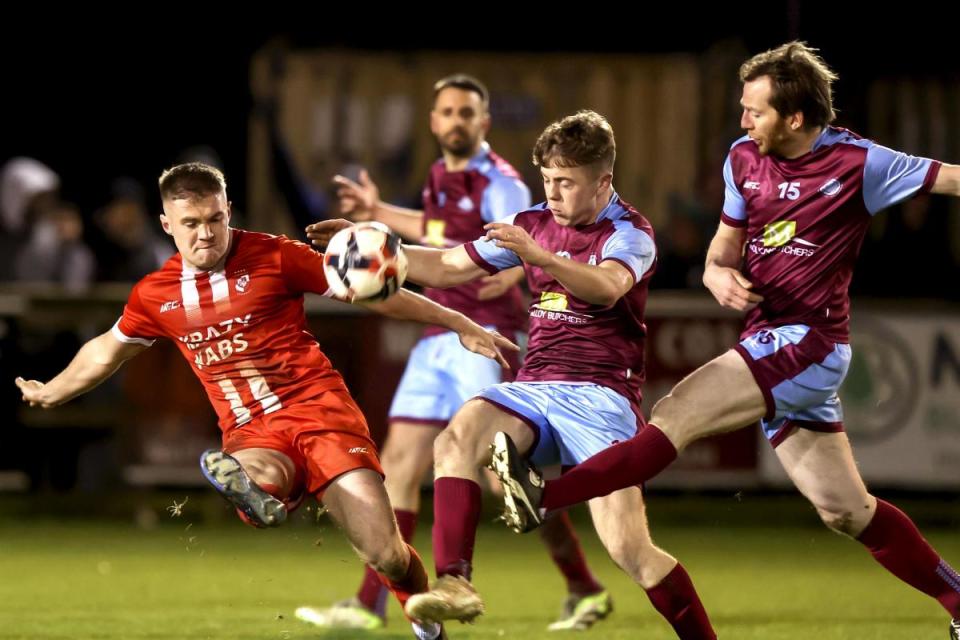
[15,331,148,409]
[703,222,763,312]
[403,244,490,289]
[366,290,520,368]
[931,163,960,197]
[305,220,487,288]
[332,171,424,242]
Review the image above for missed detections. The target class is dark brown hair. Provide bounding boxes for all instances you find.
[532,110,615,172]
[158,162,226,201]
[739,41,838,128]
[432,74,489,109]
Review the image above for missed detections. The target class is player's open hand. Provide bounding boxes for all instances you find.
[703,265,764,311]
[332,170,379,221]
[483,223,551,267]
[15,377,53,408]
[305,219,355,249]
[456,325,520,369]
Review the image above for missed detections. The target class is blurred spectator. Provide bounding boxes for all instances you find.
[652,203,708,289]
[0,157,61,280]
[854,194,960,300]
[14,200,96,292]
[268,116,332,230]
[251,70,334,232]
[652,164,722,289]
[90,177,172,282]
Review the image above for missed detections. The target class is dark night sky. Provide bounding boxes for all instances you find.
[2,5,956,214]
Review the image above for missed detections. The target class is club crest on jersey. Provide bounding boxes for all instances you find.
[763,221,796,247]
[160,300,181,313]
[457,195,474,212]
[235,274,250,293]
[819,178,843,197]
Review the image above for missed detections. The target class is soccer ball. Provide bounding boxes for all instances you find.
[322,222,408,301]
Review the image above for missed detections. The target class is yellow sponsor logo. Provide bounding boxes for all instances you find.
[763,221,796,247]
[425,220,446,247]
[538,291,568,311]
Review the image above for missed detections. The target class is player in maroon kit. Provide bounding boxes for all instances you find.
[301,74,611,632]
[15,162,518,640]
[489,42,960,638]
[310,110,719,640]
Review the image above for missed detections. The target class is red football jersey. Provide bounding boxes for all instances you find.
[113,229,348,431]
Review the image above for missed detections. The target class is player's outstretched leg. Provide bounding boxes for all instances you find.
[200,449,287,527]
[322,468,446,640]
[492,352,765,519]
[777,430,960,630]
[299,421,436,629]
[588,486,716,640]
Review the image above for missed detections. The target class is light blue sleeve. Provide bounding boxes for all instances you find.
[722,153,746,222]
[481,176,531,223]
[863,143,936,215]
[600,222,656,282]
[468,212,523,271]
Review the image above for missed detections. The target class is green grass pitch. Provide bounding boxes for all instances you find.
[0,494,956,639]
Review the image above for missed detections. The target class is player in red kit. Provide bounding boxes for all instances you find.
[15,162,517,640]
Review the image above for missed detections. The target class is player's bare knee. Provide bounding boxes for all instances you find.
[241,459,286,492]
[608,541,674,588]
[650,394,694,448]
[379,441,403,467]
[433,423,477,474]
[381,446,416,481]
[383,466,420,493]
[233,449,296,495]
[364,541,408,580]
[603,538,643,577]
[432,427,458,459]
[809,492,873,536]
[610,552,647,585]
[818,507,860,536]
